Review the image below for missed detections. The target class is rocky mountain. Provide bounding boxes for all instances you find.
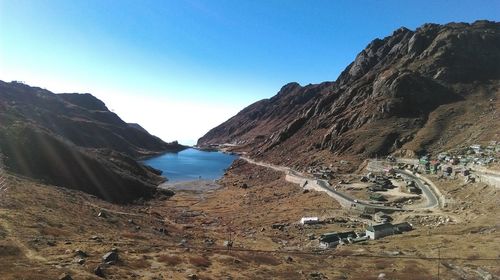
[0,81,185,203]
[198,20,500,170]
[128,122,150,134]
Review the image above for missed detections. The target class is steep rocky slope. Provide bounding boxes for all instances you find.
[0,81,184,203]
[0,81,183,157]
[199,20,500,169]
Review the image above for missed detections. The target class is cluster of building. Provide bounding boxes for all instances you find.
[416,155,464,176]
[465,142,500,165]
[317,222,413,249]
[361,168,425,207]
[308,165,335,180]
[361,173,395,190]
[402,179,421,194]
[365,222,412,240]
[360,172,400,202]
[399,143,498,184]
[414,142,499,175]
[299,216,413,249]
[318,231,364,248]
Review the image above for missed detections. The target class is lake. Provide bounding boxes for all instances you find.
[143,148,238,182]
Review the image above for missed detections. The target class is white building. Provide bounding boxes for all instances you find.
[300,217,320,225]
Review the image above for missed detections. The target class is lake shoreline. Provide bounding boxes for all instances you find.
[143,147,238,182]
[158,179,222,192]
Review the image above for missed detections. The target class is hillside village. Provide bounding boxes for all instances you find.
[241,140,500,258]
[418,142,500,184]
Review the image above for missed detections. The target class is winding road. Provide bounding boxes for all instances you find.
[240,157,433,212]
[395,170,439,209]
[367,160,442,209]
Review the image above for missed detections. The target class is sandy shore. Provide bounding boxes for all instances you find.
[158,179,221,192]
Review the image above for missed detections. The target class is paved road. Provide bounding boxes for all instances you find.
[367,160,442,209]
[395,169,439,209]
[241,157,403,212]
[314,179,402,212]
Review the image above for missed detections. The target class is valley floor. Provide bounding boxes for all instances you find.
[0,159,499,280]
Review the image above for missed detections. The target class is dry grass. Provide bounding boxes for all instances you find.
[127,258,151,269]
[399,267,433,280]
[335,248,355,257]
[373,259,391,270]
[188,255,211,267]
[39,226,70,237]
[196,275,214,280]
[401,260,428,275]
[2,160,499,280]
[233,252,281,266]
[157,254,183,266]
[467,254,481,260]
[121,232,147,240]
[1,271,58,280]
[0,243,21,256]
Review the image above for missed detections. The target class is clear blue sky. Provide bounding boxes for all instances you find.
[1,0,499,144]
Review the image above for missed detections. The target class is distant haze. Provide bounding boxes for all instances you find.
[1,0,499,144]
[0,74,243,146]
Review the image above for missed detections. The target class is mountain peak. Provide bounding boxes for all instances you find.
[198,21,500,169]
[59,92,109,111]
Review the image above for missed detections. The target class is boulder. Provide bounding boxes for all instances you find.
[309,271,326,280]
[90,235,102,241]
[94,265,105,278]
[102,251,118,263]
[74,249,88,257]
[58,273,73,280]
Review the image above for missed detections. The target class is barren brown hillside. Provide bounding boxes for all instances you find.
[198,21,500,170]
[1,160,498,279]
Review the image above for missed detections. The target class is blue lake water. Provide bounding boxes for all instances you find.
[143,148,238,182]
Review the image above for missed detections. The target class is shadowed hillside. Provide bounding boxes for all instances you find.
[0,81,184,203]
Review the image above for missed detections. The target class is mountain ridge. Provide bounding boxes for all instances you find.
[0,81,185,203]
[198,20,500,170]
